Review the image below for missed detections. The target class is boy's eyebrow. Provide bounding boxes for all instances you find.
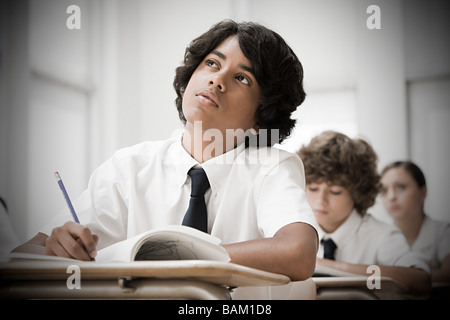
[211,50,255,76]
[211,50,226,60]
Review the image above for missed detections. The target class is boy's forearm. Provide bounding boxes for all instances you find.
[431,255,450,283]
[223,238,312,281]
[223,222,318,281]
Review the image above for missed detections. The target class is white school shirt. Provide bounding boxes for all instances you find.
[411,215,450,271]
[42,136,318,250]
[317,210,429,272]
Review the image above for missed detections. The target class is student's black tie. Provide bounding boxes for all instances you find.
[321,238,337,260]
[182,168,210,233]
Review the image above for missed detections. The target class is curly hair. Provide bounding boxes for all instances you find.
[297,131,380,216]
[173,20,305,146]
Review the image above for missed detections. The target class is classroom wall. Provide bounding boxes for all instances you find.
[1,0,449,242]
[404,0,450,223]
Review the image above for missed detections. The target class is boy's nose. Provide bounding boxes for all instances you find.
[209,74,226,92]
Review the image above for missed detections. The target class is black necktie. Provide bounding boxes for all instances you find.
[182,168,210,233]
[321,238,337,260]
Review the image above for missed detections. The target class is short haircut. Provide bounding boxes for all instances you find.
[297,131,380,216]
[173,19,305,146]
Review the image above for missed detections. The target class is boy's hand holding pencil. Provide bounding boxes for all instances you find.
[48,172,98,260]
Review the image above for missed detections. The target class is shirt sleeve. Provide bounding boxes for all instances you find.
[255,150,318,239]
[377,225,430,273]
[40,149,130,250]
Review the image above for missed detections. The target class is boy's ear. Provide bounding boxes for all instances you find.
[250,123,260,135]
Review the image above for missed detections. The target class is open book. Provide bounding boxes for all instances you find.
[96,225,230,262]
[8,225,230,263]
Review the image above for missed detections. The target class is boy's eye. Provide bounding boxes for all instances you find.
[205,59,219,69]
[236,74,250,85]
[329,185,343,195]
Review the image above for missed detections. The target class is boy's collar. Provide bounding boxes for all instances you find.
[172,134,246,193]
[318,209,362,249]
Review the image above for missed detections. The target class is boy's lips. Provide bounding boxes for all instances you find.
[196,90,219,108]
[388,204,401,212]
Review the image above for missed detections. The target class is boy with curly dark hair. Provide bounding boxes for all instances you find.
[174,20,304,148]
[298,131,431,296]
[15,20,318,299]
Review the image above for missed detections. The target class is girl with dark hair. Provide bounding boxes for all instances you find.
[381,161,450,285]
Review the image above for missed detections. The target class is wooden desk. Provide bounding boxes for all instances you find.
[0,260,290,300]
[313,276,408,300]
[312,264,414,300]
